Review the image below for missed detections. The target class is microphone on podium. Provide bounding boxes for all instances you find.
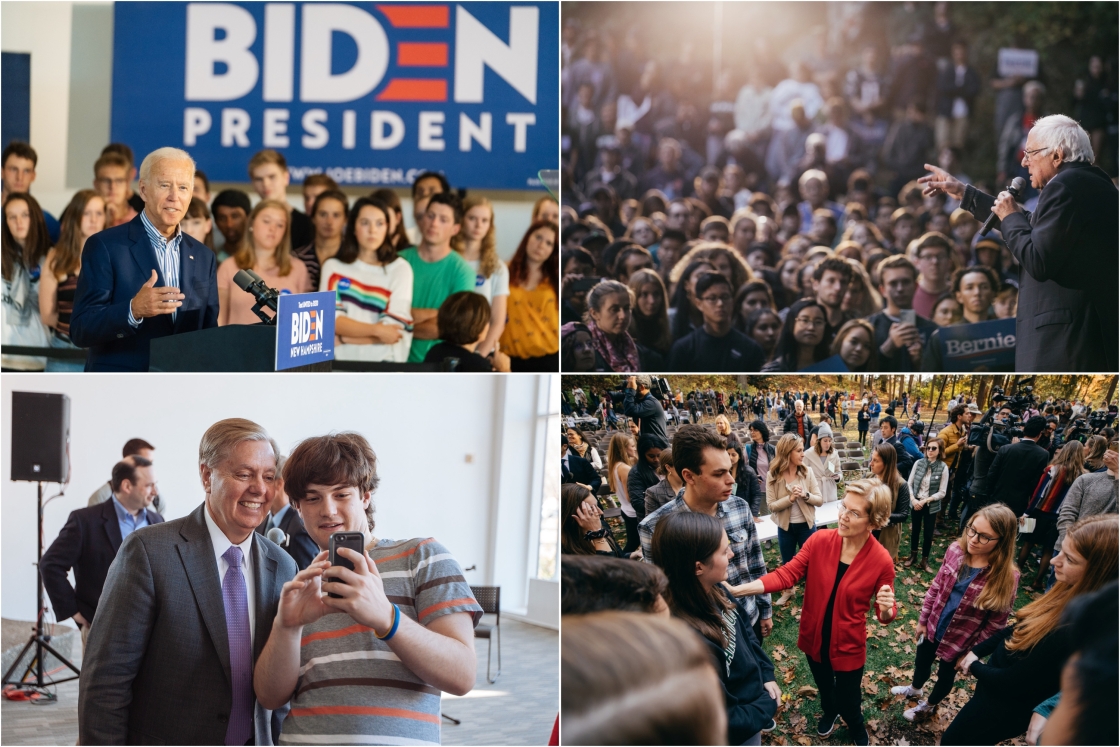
[266,527,289,548]
[979,177,1027,235]
[233,269,280,324]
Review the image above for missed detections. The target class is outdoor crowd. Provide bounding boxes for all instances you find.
[561,377,1118,745]
[559,2,1117,373]
[1,141,560,372]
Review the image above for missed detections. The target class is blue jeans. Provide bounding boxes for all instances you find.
[777,521,815,564]
[45,334,85,372]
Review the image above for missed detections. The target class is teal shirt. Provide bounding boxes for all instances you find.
[400,247,475,362]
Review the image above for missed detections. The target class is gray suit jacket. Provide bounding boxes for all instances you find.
[78,502,297,745]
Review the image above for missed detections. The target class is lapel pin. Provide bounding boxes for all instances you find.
[189,255,194,259]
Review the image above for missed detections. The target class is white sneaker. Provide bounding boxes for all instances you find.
[903,700,934,722]
[891,685,923,698]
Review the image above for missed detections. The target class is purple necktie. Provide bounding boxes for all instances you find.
[222,545,253,746]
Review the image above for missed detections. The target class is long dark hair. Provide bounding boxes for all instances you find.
[669,259,715,340]
[562,483,605,556]
[768,298,831,370]
[2,192,50,281]
[509,220,559,289]
[370,188,411,250]
[338,197,397,264]
[650,511,733,647]
[627,268,672,354]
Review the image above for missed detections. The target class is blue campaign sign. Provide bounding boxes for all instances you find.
[110,2,558,190]
[276,291,336,370]
[938,318,1016,372]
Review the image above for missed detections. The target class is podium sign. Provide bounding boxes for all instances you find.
[276,292,336,370]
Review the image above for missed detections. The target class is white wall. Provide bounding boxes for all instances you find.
[1,1,548,260]
[1,374,555,626]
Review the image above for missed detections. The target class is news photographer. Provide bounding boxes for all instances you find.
[919,115,1118,371]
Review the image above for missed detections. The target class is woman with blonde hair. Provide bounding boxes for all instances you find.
[217,198,309,325]
[1082,433,1108,472]
[530,195,559,226]
[869,442,911,562]
[892,504,1020,723]
[715,414,740,449]
[626,268,672,356]
[804,423,842,504]
[39,189,105,371]
[734,478,898,746]
[606,432,639,554]
[942,514,1118,745]
[766,433,824,606]
[1017,440,1086,589]
[452,195,508,356]
[623,216,661,250]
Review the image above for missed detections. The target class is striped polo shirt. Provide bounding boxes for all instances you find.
[280,537,482,746]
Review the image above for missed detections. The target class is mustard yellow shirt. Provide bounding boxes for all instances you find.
[500,282,558,359]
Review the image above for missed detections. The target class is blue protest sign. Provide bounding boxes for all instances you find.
[111,2,558,189]
[276,291,336,370]
[937,318,1016,372]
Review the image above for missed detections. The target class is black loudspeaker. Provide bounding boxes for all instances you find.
[10,392,70,483]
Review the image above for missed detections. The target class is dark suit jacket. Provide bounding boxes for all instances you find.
[255,506,320,571]
[78,503,297,746]
[987,439,1051,516]
[70,214,219,372]
[562,451,602,495]
[963,162,1118,371]
[40,499,164,624]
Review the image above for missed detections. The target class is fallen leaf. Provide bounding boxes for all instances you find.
[795,737,812,746]
[904,644,913,654]
[796,685,818,697]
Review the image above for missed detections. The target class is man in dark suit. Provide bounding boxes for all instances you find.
[920,115,1118,371]
[254,455,319,571]
[561,437,602,495]
[41,457,163,648]
[70,147,219,371]
[79,419,297,746]
[984,415,1052,519]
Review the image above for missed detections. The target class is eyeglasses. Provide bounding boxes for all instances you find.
[794,317,826,328]
[1023,147,1050,160]
[837,504,865,520]
[925,446,939,452]
[700,294,733,306]
[965,526,998,545]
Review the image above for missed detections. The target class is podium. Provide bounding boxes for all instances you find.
[148,325,331,372]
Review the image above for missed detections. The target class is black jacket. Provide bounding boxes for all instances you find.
[783,412,813,448]
[562,451,602,495]
[255,506,320,571]
[962,162,1118,371]
[623,388,668,444]
[734,463,764,518]
[701,587,778,743]
[627,460,662,520]
[667,327,766,372]
[935,65,981,118]
[987,439,1051,516]
[40,499,165,623]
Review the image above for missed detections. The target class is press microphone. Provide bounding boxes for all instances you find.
[266,527,289,548]
[979,177,1027,235]
[233,269,280,324]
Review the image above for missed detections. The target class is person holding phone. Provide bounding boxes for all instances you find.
[254,432,483,745]
[891,504,1019,723]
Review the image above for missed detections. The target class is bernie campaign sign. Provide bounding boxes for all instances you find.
[111,2,558,189]
[937,317,1016,372]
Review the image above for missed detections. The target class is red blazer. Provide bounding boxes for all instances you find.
[759,529,897,670]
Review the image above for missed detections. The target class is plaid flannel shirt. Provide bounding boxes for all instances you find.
[639,488,772,622]
[918,541,1017,661]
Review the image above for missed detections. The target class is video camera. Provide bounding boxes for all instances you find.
[1062,409,1111,444]
[968,379,1037,451]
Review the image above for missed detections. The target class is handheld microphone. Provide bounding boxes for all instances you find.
[233,269,281,324]
[979,176,1027,235]
[266,527,289,548]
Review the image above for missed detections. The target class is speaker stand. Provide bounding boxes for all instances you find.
[2,483,81,689]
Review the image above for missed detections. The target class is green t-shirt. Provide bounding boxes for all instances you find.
[400,247,476,362]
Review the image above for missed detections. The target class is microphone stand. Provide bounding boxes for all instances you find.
[2,482,82,690]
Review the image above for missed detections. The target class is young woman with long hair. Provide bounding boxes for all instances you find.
[857,403,871,446]
[892,504,1020,722]
[651,511,780,745]
[905,437,948,569]
[39,189,105,371]
[1,192,52,371]
[500,220,559,371]
[830,319,879,372]
[766,433,824,607]
[761,298,831,372]
[741,307,782,362]
[727,441,763,520]
[181,196,215,254]
[566,427,602,470]
[561,483,622,557]
[745,420,775,516]
[869,442,911,562]
[606,432,640,554]
[452,196,508,356]
[667,258,717,341]
[804,423,842,504]
[1082,433,1108,472]
[217,198,309,325]
[734,479,898,746]
[1017,440,1087,589]
[319,197,413,362]
[369,188,412,251]
[293,189,349,291]
[626,268,672,356]
[942,514,1118,746]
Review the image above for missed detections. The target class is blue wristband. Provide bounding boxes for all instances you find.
[377,604,401,641]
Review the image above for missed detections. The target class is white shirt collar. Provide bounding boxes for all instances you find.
[203,501,255,568]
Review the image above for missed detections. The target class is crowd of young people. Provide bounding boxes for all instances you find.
[1,141,560,371]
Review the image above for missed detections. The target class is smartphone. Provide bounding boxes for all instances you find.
[899,309,917,326]
[328,532,365,599]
